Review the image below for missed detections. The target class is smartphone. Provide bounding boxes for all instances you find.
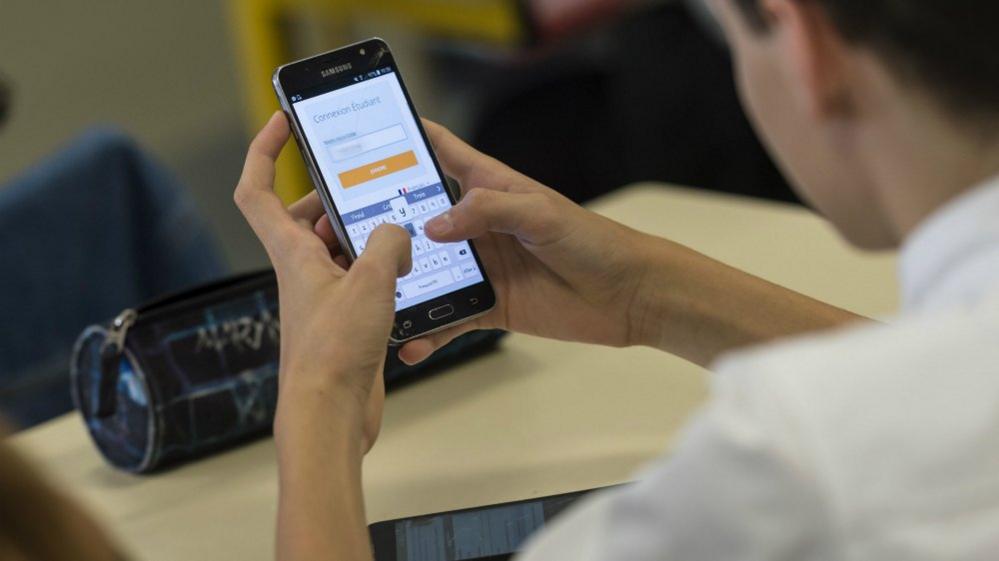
[368,487,609,561]
[273,38,496,343]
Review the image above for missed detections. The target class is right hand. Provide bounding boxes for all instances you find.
[398,121,655,364]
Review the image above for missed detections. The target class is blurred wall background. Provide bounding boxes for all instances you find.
[0,1,266,269]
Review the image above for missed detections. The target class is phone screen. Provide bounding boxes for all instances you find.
[288,67,486,312]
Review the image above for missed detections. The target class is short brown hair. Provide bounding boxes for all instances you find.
[732,0,999,123]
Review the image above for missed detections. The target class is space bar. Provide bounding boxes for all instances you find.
[401,270,454,299]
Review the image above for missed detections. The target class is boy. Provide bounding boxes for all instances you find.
[237,0,999,558]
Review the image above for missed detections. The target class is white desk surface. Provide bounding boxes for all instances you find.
[12,184,898,561]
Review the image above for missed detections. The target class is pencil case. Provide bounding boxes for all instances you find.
[70,269,504,473]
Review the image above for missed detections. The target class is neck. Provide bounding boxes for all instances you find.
[863,96,999,243]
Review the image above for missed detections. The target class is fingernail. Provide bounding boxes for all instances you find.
[426,212,453,235]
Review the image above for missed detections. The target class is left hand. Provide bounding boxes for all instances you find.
[235,112,412,453]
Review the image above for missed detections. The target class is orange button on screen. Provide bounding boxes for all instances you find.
[338,150,418,189]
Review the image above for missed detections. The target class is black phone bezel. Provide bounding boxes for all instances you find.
[275,38,496,343]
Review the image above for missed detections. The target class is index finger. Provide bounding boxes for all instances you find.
[422,118,541,196]
[234,112,299,257]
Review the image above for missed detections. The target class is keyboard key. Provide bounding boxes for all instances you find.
[439,252,452,266]
[430,254,442,269]
[451,266,464,281]
[401,270,455,299]
[419,258,432,273]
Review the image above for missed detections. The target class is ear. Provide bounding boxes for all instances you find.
[762,0,855,119]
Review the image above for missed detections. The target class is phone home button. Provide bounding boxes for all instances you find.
[428,305,455,321]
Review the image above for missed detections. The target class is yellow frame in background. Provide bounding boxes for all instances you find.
[228,0,524,203]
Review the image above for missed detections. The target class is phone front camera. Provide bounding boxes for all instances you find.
[360,48,366,55]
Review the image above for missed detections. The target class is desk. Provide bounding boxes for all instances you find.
[12,184,897,561]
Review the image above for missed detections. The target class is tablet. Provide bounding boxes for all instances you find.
[369,487,611,561]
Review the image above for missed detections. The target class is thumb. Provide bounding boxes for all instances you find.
[349,224,413,288]
[424,188,562,246]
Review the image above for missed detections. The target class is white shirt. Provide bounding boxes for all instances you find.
[518,176,999,561]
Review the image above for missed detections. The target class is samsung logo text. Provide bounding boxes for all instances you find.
[321,63,352,77]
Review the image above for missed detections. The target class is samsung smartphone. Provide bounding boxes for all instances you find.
[368,487,608,561]
[273,38,496,343]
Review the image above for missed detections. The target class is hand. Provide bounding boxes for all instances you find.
[235,112,412,453]
[398,121,656,364]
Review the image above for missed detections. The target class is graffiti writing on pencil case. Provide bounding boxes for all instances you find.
[195,309,280,353]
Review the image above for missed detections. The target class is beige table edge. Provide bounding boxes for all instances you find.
[11,183,898,561]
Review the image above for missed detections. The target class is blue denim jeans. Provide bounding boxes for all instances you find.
[0,129,227,429]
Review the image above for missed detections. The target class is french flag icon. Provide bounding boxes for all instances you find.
[397,187,410,196]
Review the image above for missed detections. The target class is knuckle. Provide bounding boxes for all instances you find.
[372,223,409,245]
[534,191,556,212]
[233,182,266,215]
[352,256,393,282]
[373,225,413,267]
[521,192,557,233]
[233,184,250,209]
[247,132,268,155]
[269,223,300,252]
[461,188,490,212]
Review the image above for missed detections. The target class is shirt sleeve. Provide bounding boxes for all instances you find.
[516,359,838,561]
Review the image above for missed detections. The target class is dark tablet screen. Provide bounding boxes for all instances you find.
[370,487,609,561]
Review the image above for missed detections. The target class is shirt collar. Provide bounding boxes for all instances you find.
[900,175,999,313]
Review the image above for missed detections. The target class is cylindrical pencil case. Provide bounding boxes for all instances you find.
[70,270,503,473]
